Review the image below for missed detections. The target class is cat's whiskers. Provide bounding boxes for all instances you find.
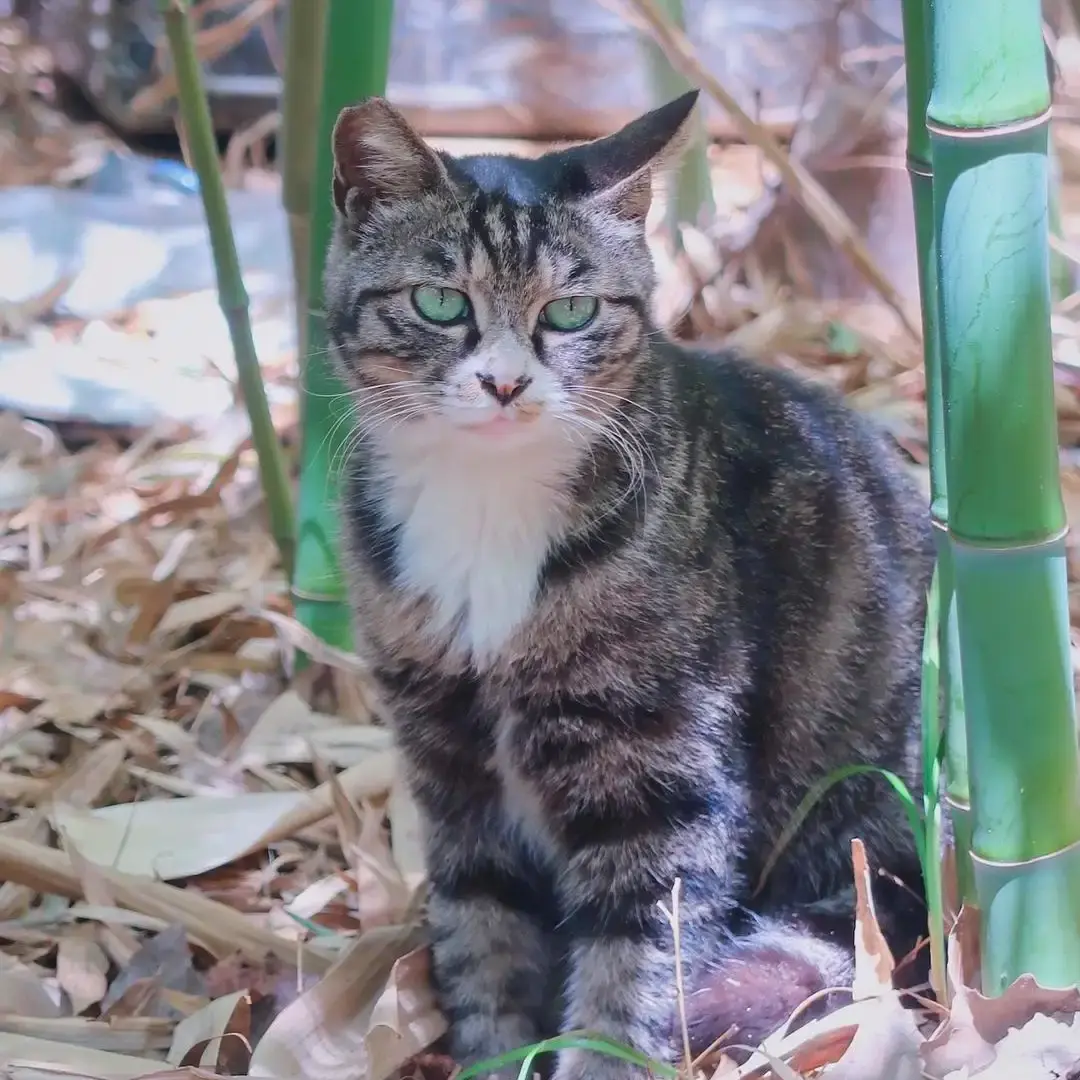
[328,384,441,478]
[565,403,650,520]
[572,387,661,496]
[565,384,658,421]
[570,396,651,488]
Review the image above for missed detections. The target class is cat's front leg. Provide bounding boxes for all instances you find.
[511,697,747,1080]
[384,670,561,1076]
[423,808,560,1073]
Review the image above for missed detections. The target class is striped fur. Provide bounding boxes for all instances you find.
[324,91,935,1080]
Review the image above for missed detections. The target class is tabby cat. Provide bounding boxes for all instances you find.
[324,89,935,1080]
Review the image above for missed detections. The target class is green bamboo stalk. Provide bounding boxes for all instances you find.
[1049,137,1073,303]
[292,0,395,649]
[159,0,295,580]
[928,0,1080,993]
[638,0,714,247]
[897,0,973,910]
[281,0,328,360]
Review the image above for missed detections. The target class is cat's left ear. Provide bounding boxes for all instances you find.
[564,89,701,222]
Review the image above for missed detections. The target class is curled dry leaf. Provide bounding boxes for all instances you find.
[923,909,1080,1079]
[362,949,447,1080]
[167,989,251,1071]
[849,838,894,1000]
[353,801,412,931]
[818,994,922,1079]
[55,929,110,1015]
[247,918,433,1080]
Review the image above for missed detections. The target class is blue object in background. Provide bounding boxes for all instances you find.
[81,151,201,197]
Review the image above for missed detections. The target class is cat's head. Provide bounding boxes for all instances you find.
[323,90,698,447]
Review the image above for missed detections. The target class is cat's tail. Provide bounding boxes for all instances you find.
[681,884,927,1059]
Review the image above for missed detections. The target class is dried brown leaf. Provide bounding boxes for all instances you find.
[0,1016,172,1055]
[923,910,1080,1078]
[850,838,894,999]
[51,792,322,880]
[0,834,336,974]
[99,925,204,1020]
[167,990,251,1071]
[55,930,109,1015]
[247,917,430,1080]
[0,959,61,1018]
[0,1033,168,1079]
[387,780,425,898]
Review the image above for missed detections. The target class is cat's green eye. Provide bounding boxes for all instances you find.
[412,285,470,325]
[540,295,599,332]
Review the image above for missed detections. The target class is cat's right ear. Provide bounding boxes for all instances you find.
[331,98,448,222]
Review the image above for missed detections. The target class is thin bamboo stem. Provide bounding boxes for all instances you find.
[159,0,295,581]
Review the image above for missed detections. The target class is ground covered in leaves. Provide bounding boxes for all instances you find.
[9,8,1080,1080]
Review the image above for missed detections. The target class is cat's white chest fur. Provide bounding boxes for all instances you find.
[377,422,576,664]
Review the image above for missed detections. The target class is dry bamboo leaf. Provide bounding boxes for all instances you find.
[849,838,894,999]
[247,919,430,1080]
[386,781,425,897]
[0,1017,172,1055]
[922,913,1080,1078]
[51,792,320,880]
[818,993,922,1079]
[0,740,131,924]
[154,592,247,637]
[253,610,371,679]
[285,876,351,922]
[0,960,61,1019]
[99,925,203,1020]
[63,842,142,967]
[252,751,398,848]
[166,990,250,1069]
[55,930,109,1015]
[48,906,170,935]
[733,997,872,1078]
[362,949,447,1080]
[241,725,394,769]
[0,1033,167,1079]
[238,691,395,777]
[0,835,335,974]
[352,801,410,931]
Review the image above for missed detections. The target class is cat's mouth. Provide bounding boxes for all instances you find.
[455,402,544,436]
[462,411,539,435]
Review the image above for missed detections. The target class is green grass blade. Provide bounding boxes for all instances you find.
[456,1032,677,1080]
[753,764,924,897]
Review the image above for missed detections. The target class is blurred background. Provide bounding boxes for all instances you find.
[0,0,1001,435]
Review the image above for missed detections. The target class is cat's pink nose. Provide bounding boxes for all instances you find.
[476,373,532,406]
